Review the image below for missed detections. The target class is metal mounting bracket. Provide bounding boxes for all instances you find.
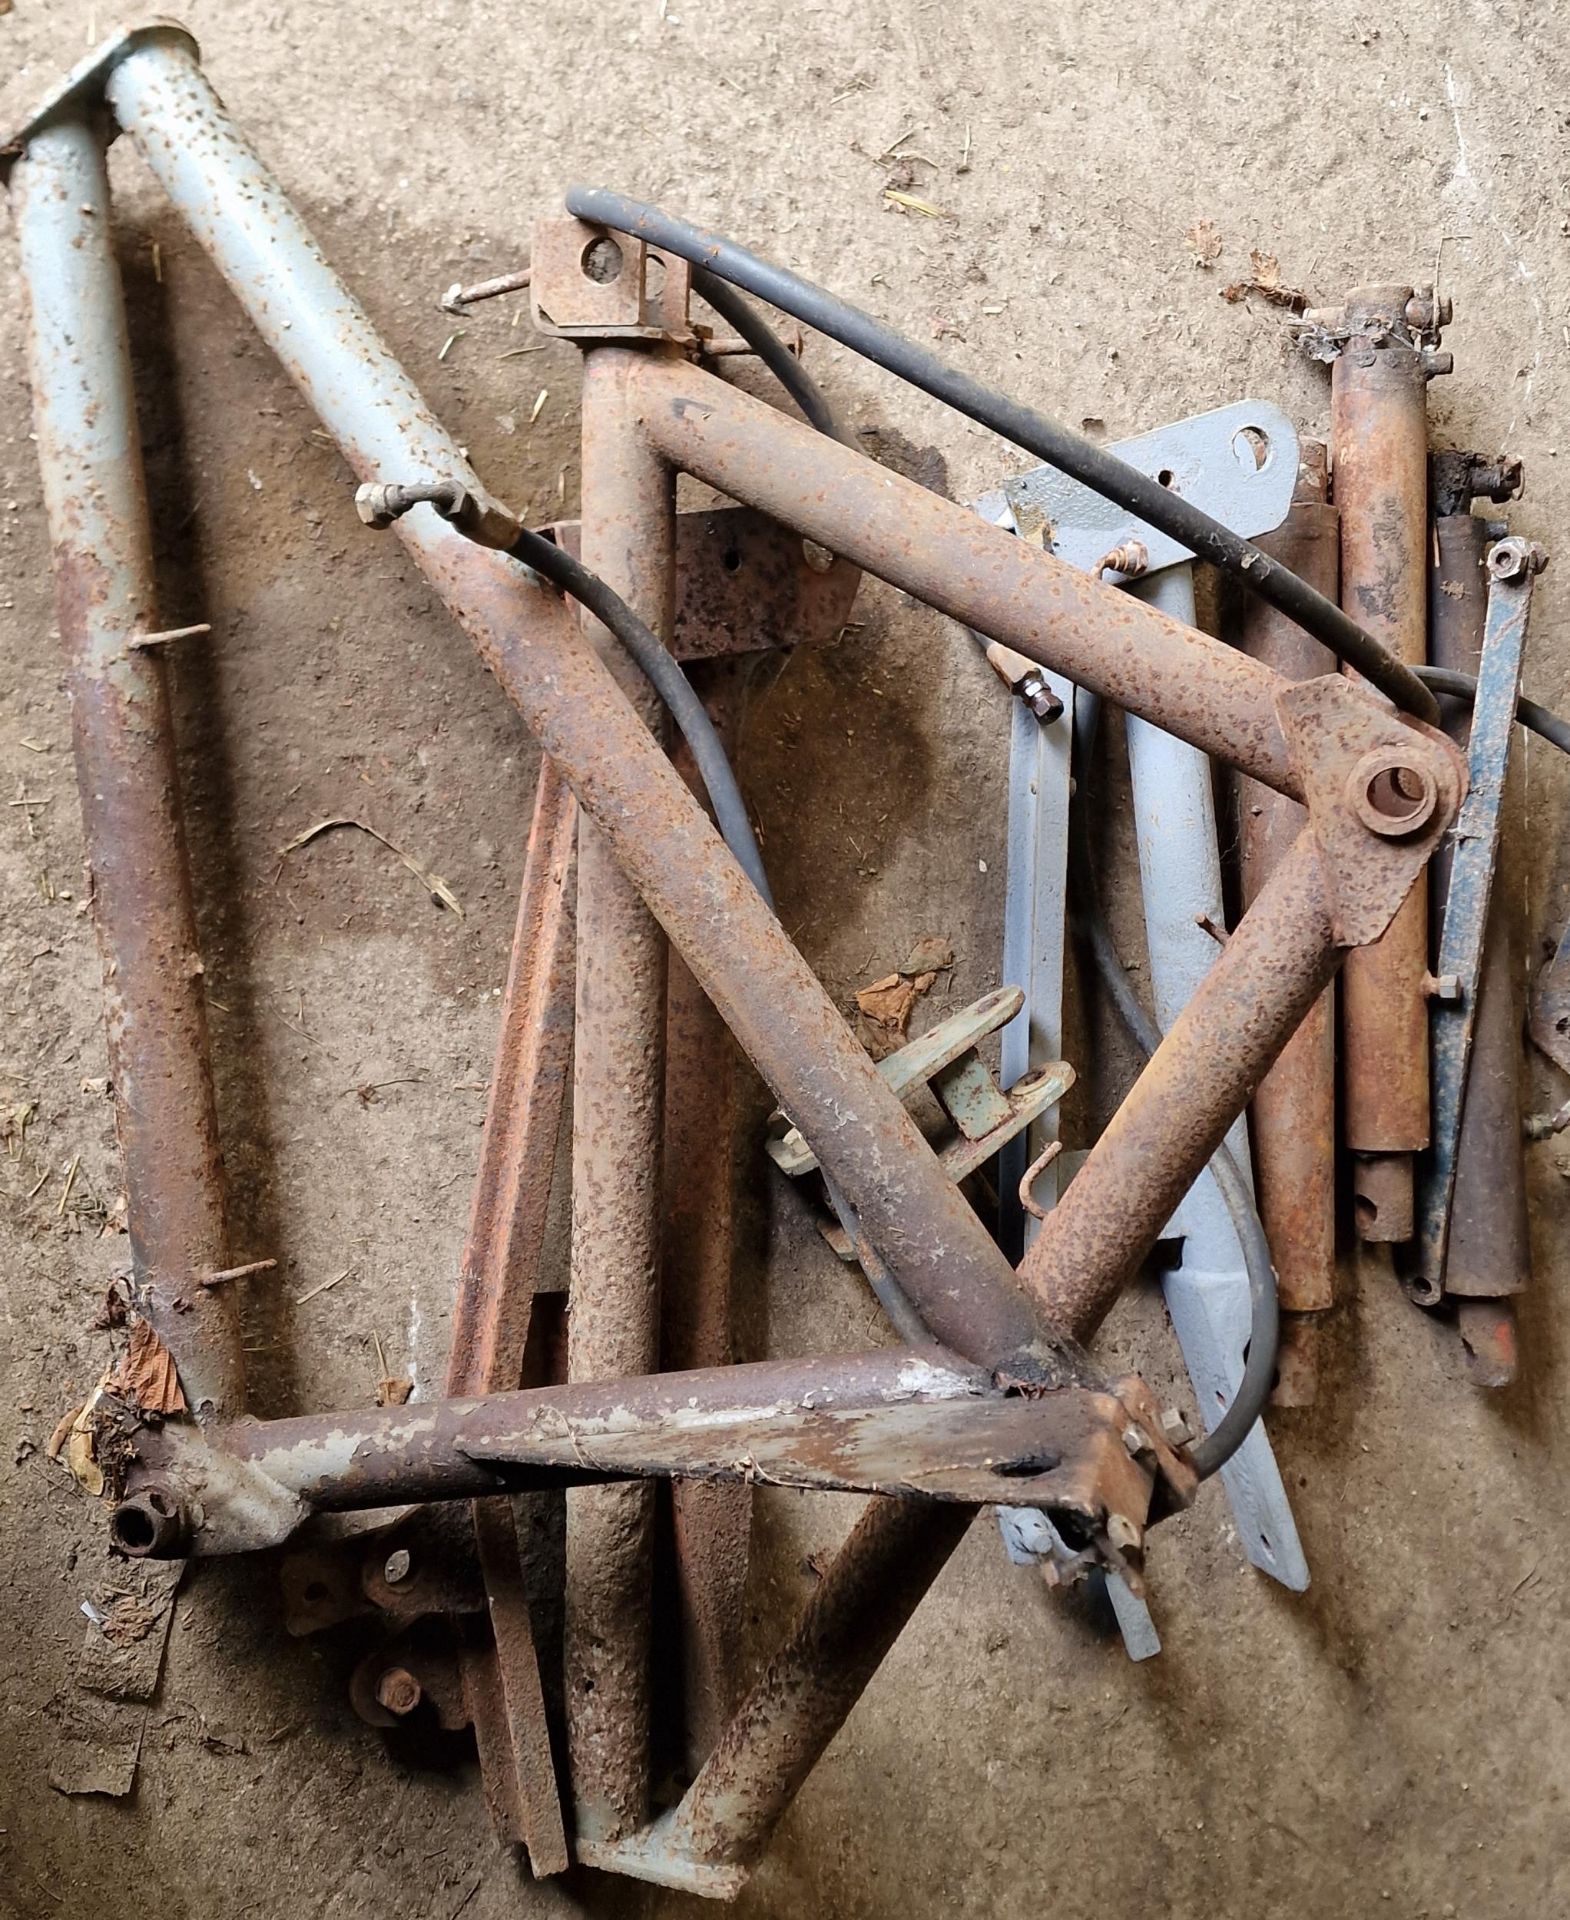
[766,988,1073,1259]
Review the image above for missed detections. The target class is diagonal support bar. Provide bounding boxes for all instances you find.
[10,112,242,1419]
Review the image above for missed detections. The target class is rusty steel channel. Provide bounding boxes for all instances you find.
[1236,445,1339,1400]
[566,346,676,1845]
[1430,508,1531,1381]
[1327,284,1445,1242]
[8,114,243,1420]
[444,756,577,1874]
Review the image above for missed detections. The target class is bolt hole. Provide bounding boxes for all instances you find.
[303,1580,331,1605]
[992,1451,1062,1477]
[801,538,836,574]
[721,546,742,573]
[1365,765,1427,823]
[581,236,623,285]
[1231,425,1271,472]
[1156,468,1176,488]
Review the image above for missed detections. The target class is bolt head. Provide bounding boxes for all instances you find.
[354,483,394,530]
[1025,678,1065,724]
[375,1667,422,1716]
[1159,1407,1193,1447]
[1487,536,1547,583]
[383,1547,412,1586]
[1106,1512,1143,1555]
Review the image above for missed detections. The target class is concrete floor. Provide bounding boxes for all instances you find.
[2,3,1568,1916]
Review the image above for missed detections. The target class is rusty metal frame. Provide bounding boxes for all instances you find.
[4,19,1471,1903]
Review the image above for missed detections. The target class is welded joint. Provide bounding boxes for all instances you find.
[1273,673,1466,948]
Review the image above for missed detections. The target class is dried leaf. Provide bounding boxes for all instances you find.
[883,188,953,220]
[108,1318,187,1416]
[47,1374,112,1496]
[1185,218,1223,267]
[855,975,919,1034]
[279,816,463,917]
[1221,248,1308,313]
[900,935,954,976]
[375,1376,414,1408]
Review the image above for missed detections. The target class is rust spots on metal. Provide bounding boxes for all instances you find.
[550,504,861,661]
[627,354,1302,795]
[1236,454,1339,1320]
[1430,512,1530,1324]
[13,116,240,1419]
[446,757,577,1400]
[1018,832,1342,1342]
[1328,285,1437,1239]
[565,346,675,1846]
[664,663,756,1769]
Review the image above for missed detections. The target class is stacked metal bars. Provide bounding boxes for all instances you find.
[1299,301,1539,1372]
[3,20,1470,1899]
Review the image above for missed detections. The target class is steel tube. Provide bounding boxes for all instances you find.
[11,117,241,1418]
[101,29,1071,1390]
[658,1498,974,1880]
[1018,830,1341,1338]
[222,1347,990,1508]
[1332,286,1434,1241]
[565,347,674,1843]
[664,664,757,1766]
[628,355,1301,795]
[1237,449,1339,1392]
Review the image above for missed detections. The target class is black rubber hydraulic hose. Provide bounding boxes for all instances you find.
[1416,663,1570,757]
[691,267,841,440]
[357,481,774,908]
[504,522,774,909]
[1068,697,1279,1482]
[566,186,1440,725]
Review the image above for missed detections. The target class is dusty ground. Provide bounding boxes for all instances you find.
[3,2,1569,1916]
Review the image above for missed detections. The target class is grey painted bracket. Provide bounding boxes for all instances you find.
[1127,567,1309,1594]
[976,402,1309,1652]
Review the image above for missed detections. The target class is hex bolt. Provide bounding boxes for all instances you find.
[1487,536,1548,584]
[375,1666,422,1717]
[1159,1407,1193,1448]
[383,1547,413,1586]
[1424,971,1463,1005]
[1020,669,1065,725]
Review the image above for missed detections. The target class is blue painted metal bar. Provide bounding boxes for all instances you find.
[1410,538,1543,1299]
